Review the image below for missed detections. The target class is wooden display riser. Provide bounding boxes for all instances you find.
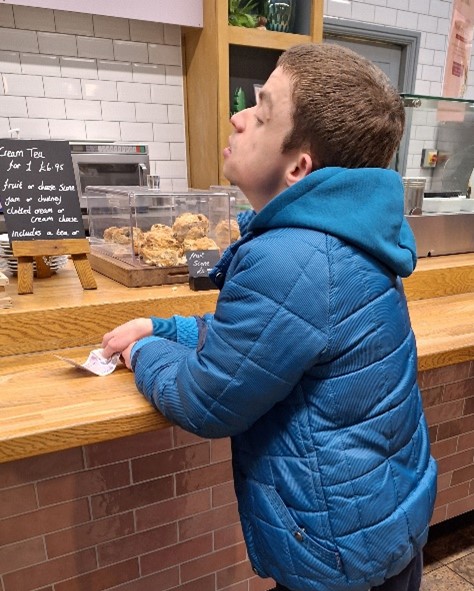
[88,251,189,287]
[0,270,12,308]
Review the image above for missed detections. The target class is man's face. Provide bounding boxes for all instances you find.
[223,66,305,212]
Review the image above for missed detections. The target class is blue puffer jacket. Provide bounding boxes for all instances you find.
[132,167,437,591]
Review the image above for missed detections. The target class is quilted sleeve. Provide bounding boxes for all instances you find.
[133,231,330,438]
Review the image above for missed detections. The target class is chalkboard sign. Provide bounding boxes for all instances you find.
[0,139,85,241]
[185,249,220,291]
[186,250,220,278]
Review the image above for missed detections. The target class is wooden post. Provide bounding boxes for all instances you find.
[0,270,12,308]
[12,239,97,295]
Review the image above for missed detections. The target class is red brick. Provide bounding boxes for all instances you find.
[85,428,174,467]
[420,385,444,408]
[213,482,237,508]
[173,426,203,447]
[141,533,213,575]
[437,414,474,440]
[136,489,211,531]
[458,429,474,451]
[444,379,474,402]
[37,461,131,506]
[2,548,96,591]
[0,537,46,575]
[451,464,474,486]
[430,504,447,526]
[211,438,232,463]
[220,582,249,591]
[420,363,471,389]
[181,543,247,583]
[0,483,37,518]
[54,558,139,591]
[172,573,216,591]
[46,512,135,558]
[435,481,470,506]
[424,400,464,426]
[0,447,84,489]
[437,449,474,474]
[446,494,474,519]
[175,461,233,496]
[102,566,179,591]
[179,503,240,541]
[132,442,210,482]
[430,436,458,459]
[215,523,245,550]
[0,498,90,546]
[217,559,255,589]
[90,476,174,518]
[98,523,177,566]
[250,576,276,591]
[437,472,452,491]
[428,424,438,442]
[464,395,474,415]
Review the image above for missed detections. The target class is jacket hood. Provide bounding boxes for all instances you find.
[248,167,417,277]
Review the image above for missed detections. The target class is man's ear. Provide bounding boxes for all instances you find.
[287,151,313,185]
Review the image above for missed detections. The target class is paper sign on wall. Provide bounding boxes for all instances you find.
[442,0,474,98]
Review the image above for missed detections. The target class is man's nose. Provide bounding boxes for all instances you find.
[230,106,252,131]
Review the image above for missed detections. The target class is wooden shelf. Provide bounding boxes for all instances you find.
[183,0,324,189]
[228,25,311,50]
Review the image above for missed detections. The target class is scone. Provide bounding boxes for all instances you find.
[215,219,240,249]
[172,212,209,243]
[182,236,219,252]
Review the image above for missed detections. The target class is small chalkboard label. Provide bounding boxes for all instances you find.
[0,139,85,241]
[185,250,220,278]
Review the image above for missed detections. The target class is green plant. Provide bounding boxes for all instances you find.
[228,0,260,27]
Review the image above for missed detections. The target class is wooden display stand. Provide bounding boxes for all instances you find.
[88,250,188,288]
[12,239,96,295]
[0,270,12,308]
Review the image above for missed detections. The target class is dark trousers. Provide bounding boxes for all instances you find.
[272,549,423,591]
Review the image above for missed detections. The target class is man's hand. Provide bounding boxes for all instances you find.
[102,318,153,360]
[120,342,137,370]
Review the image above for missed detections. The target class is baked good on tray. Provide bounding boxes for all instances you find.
[102,211,232,267]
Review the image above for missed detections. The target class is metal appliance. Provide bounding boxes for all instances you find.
[70,142,150,210]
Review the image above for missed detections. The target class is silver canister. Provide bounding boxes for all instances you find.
[402,177,426,215]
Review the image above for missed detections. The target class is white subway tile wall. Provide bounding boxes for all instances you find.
[325,0,474,180]
[0,4,185,190]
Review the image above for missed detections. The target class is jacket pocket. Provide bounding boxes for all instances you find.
[239,478,344,584]
[261,483,342,571]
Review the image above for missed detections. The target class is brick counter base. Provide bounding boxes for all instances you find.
[0,428,273,591]
[420,360,474,525]
[1,360,472,591]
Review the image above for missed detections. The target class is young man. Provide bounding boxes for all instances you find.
[102,43,437,591]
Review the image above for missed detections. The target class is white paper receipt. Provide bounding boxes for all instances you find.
[55,349,121,376]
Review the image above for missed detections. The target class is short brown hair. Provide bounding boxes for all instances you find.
[277,43,405,169]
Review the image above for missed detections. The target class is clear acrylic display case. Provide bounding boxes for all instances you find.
[86,186,238,268]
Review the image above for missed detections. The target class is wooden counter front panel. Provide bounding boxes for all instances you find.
[0,264,218,357]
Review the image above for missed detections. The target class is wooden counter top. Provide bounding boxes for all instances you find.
[0,346,171,464]
[0,254,473,464]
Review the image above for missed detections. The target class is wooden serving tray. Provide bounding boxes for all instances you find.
[88,251,189,288]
